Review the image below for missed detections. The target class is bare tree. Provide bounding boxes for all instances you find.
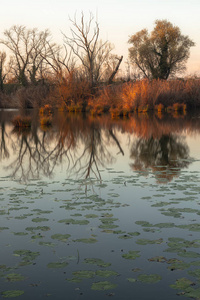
[62,12,111,90]
[0,51,7,91]
[41,43,76,82]
[0,25,59,86]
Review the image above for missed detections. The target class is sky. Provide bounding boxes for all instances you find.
[0,0,200,76]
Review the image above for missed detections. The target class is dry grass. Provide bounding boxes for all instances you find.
[12,115,31,128]
[89,78,200,116]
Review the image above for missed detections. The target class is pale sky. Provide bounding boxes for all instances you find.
[0,0,200,76]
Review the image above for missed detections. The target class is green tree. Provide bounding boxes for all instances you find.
[128,20,195,79]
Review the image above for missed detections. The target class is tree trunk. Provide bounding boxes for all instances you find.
[108,56,123,84]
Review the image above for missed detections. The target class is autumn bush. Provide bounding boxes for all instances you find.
[52,71,91,111]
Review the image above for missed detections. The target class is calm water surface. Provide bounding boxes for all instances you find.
[0,110,200,300]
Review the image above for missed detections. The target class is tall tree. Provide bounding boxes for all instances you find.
[63,12,120,89]
[0,25,58,86]
[0,51,7,91]
[128,20,195,79]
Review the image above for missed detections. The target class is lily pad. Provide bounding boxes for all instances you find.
[138,274,162,283]
[136,238,163,245]
[74,238,97,243]
[13,232,28,236]
[122,250,140,260]
[72,270,95,279]
[13,250,40,261]
[91,281,117,291]
[170,277,194,289]
[5,273,25,282]
[58,219,89,225]
[47,262,68,268]
[1,290,24,298]
[127,278,137,282]
[148,256,167,263]
[32,217,49,222]
[38,241,55,247]
[51,234,71,242]
[178,250,200,258]
[84,258,111,267]
[95,270,119,278]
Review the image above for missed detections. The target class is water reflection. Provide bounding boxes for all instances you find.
[0,110,199,182]
[130,134,190,182]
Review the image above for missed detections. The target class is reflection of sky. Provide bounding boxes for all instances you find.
[0,0,200,75]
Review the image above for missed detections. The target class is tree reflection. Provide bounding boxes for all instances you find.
[130,134,190,183]
[1,111,200,183]
[5,113,123,181]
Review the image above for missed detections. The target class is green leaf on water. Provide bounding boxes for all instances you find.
[148,256,167,263]
[26,226,50,232]
[72,270,95,279]
[13,232,28,236]
[91,281,117,291]
[178,251,200,258]
[74,238,97,244]
[1,290,24,298]
[0,227,9,231]
[13,250,40,261]
[170,277,194,290]
[58,219,89,225]
[136,238,163,245]
[47,262,68,268]
[127,278,137,282]
[183,287,200,298]
[51,234,71,242]
[5,273,25,282]
[138,274,162,283]
[84,258,111,268]
[188,269,200,278]
[135,221,153,227]
[38,241,55,247]
[84,214,99,218]
[122,250,140,260]
[95,270,119,278]
[32,217,49,223]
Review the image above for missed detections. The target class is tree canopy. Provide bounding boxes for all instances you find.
[128,20,195,80]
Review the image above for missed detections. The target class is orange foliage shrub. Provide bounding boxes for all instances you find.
[53,72,91,111]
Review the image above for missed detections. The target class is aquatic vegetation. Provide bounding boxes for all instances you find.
[122,250,141,260]
[95,270,119,278]
[13,250,40,262]
[1,290,24,298]
[91,281,117,291]
[136,238,163,245]
[84,258,111,268]
[137,274,162,284]
[5,273,25,282]
[58,218,89,225]
[51,234,71,242]
[74,238,97,243]
[47,262,68,268]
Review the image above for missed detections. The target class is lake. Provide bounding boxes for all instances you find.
[1,109,200,299]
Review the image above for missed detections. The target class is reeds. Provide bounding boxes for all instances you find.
[89,78,200,116]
